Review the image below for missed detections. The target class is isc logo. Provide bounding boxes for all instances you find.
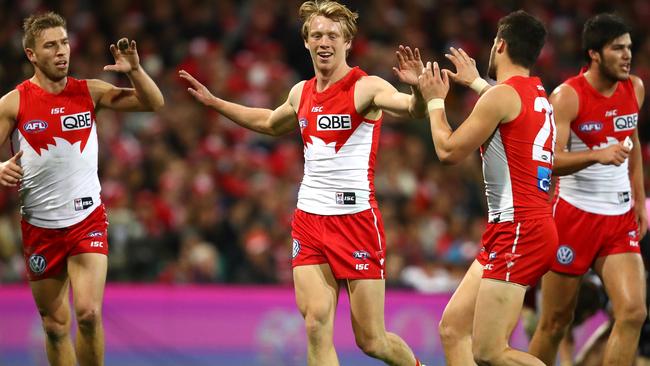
[61,111,92,131]
[317,114,351,131]
[613,113,638,132]
[90,241,104,248]
[355,263,369,270]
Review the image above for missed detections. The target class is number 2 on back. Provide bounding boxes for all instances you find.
[532,97,556,164]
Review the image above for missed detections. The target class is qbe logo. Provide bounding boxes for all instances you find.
[556,245,574,265]
[317,114,351,131]
[29,254,47,275]
[613,113,638,132]
[61,111,92,131]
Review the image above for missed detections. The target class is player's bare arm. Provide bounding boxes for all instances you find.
[0,90,23,187]
[180,69,301,136]
[418,61,518,164]
[443,47,491,95]
[551,84,629,176]
[89,38,164,112]
[355,45,427,120]
[629,74,647,237]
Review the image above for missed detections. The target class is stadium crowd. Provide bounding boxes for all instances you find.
[0,0,649,290]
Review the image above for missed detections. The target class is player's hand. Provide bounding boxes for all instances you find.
[443,47,480,87]
[392,45,424,86]
[634,203,648,239]
[595,142,630,166]
[179,70,217,106]
[104,38,140,73]
[0,151,23,187]
[418,61,449,101]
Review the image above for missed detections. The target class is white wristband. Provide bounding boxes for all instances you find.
[427,98,444,113]
[470,77,490,94]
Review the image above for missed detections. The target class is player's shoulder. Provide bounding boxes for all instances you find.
[0,89,20,117]
[481,83,520,103]
[288,80,308,105]
[629,74,644,91]
[549,83,579,103]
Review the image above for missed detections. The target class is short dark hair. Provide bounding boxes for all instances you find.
[22,12,66,49]
[582,13,630,64]
[496,10,547,69]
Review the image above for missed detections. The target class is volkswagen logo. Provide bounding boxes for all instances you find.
[556,245,574,265]
[29,254,47,275]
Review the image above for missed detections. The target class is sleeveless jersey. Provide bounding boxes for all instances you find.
[13,78,101,228]
[558,73,638,215]
[296,67,381,215]
[481,76,555,223]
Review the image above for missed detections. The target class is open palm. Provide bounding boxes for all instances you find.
[393,45,424,86]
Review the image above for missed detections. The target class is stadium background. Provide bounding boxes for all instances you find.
[0,0,648,365]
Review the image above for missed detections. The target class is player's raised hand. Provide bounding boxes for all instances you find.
[104,38,140,73]
[179,70,217,106]
[443,47,480,87]
[393,45,424,86]
[418,61,450,102]
[595,141,630,166]
[0,150,23,187]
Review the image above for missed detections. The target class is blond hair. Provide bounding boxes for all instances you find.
[299,1,359,41]
[22,12,66,49]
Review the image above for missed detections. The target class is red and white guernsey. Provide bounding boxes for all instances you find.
[13,78,101,228]
[296,67,380,215]
[558,72,638,215]
[481,76,555,223]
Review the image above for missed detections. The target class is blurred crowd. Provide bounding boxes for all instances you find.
[0,0,649,291]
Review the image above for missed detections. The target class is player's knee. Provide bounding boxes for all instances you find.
[616,302,648,329]
[472,342,501,366]
[75,306,102,332]
[41,314,70,343]
[538,308,573,338]
[355,335,385,358]
[303,305,332,338]
[438,314,466,344]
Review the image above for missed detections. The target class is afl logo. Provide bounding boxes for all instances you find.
[353,250,371,260]
[292,239,301,259]
[299,118,308,129]
[556,245,574,265]
[29,254,47,274]
[24,120,48,133]
[578,121,602,133]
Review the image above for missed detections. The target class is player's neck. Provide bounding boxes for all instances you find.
[30,71,67,94]
[583,68,618,97]
[314,64,352,93]
[496,63,529,83]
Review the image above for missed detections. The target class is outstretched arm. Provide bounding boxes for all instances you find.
[179,70,299,136]
[89,38,164,112]
[418,61,517,164]
[551,84,629,176]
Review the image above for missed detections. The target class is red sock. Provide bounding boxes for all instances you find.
[415,359,421,366]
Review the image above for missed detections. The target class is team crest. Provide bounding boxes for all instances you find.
[556,245,574,265]
[29,254,47,274]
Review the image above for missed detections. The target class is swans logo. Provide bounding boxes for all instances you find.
[29,254,47,274]
[556,245,574,265]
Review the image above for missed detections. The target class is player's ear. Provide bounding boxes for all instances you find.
[24,48,36,63]
[588,49,601,65]
[345,39,351,52]
[496,38,506,54]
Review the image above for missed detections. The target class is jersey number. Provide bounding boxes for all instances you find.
[532,97,556,163]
